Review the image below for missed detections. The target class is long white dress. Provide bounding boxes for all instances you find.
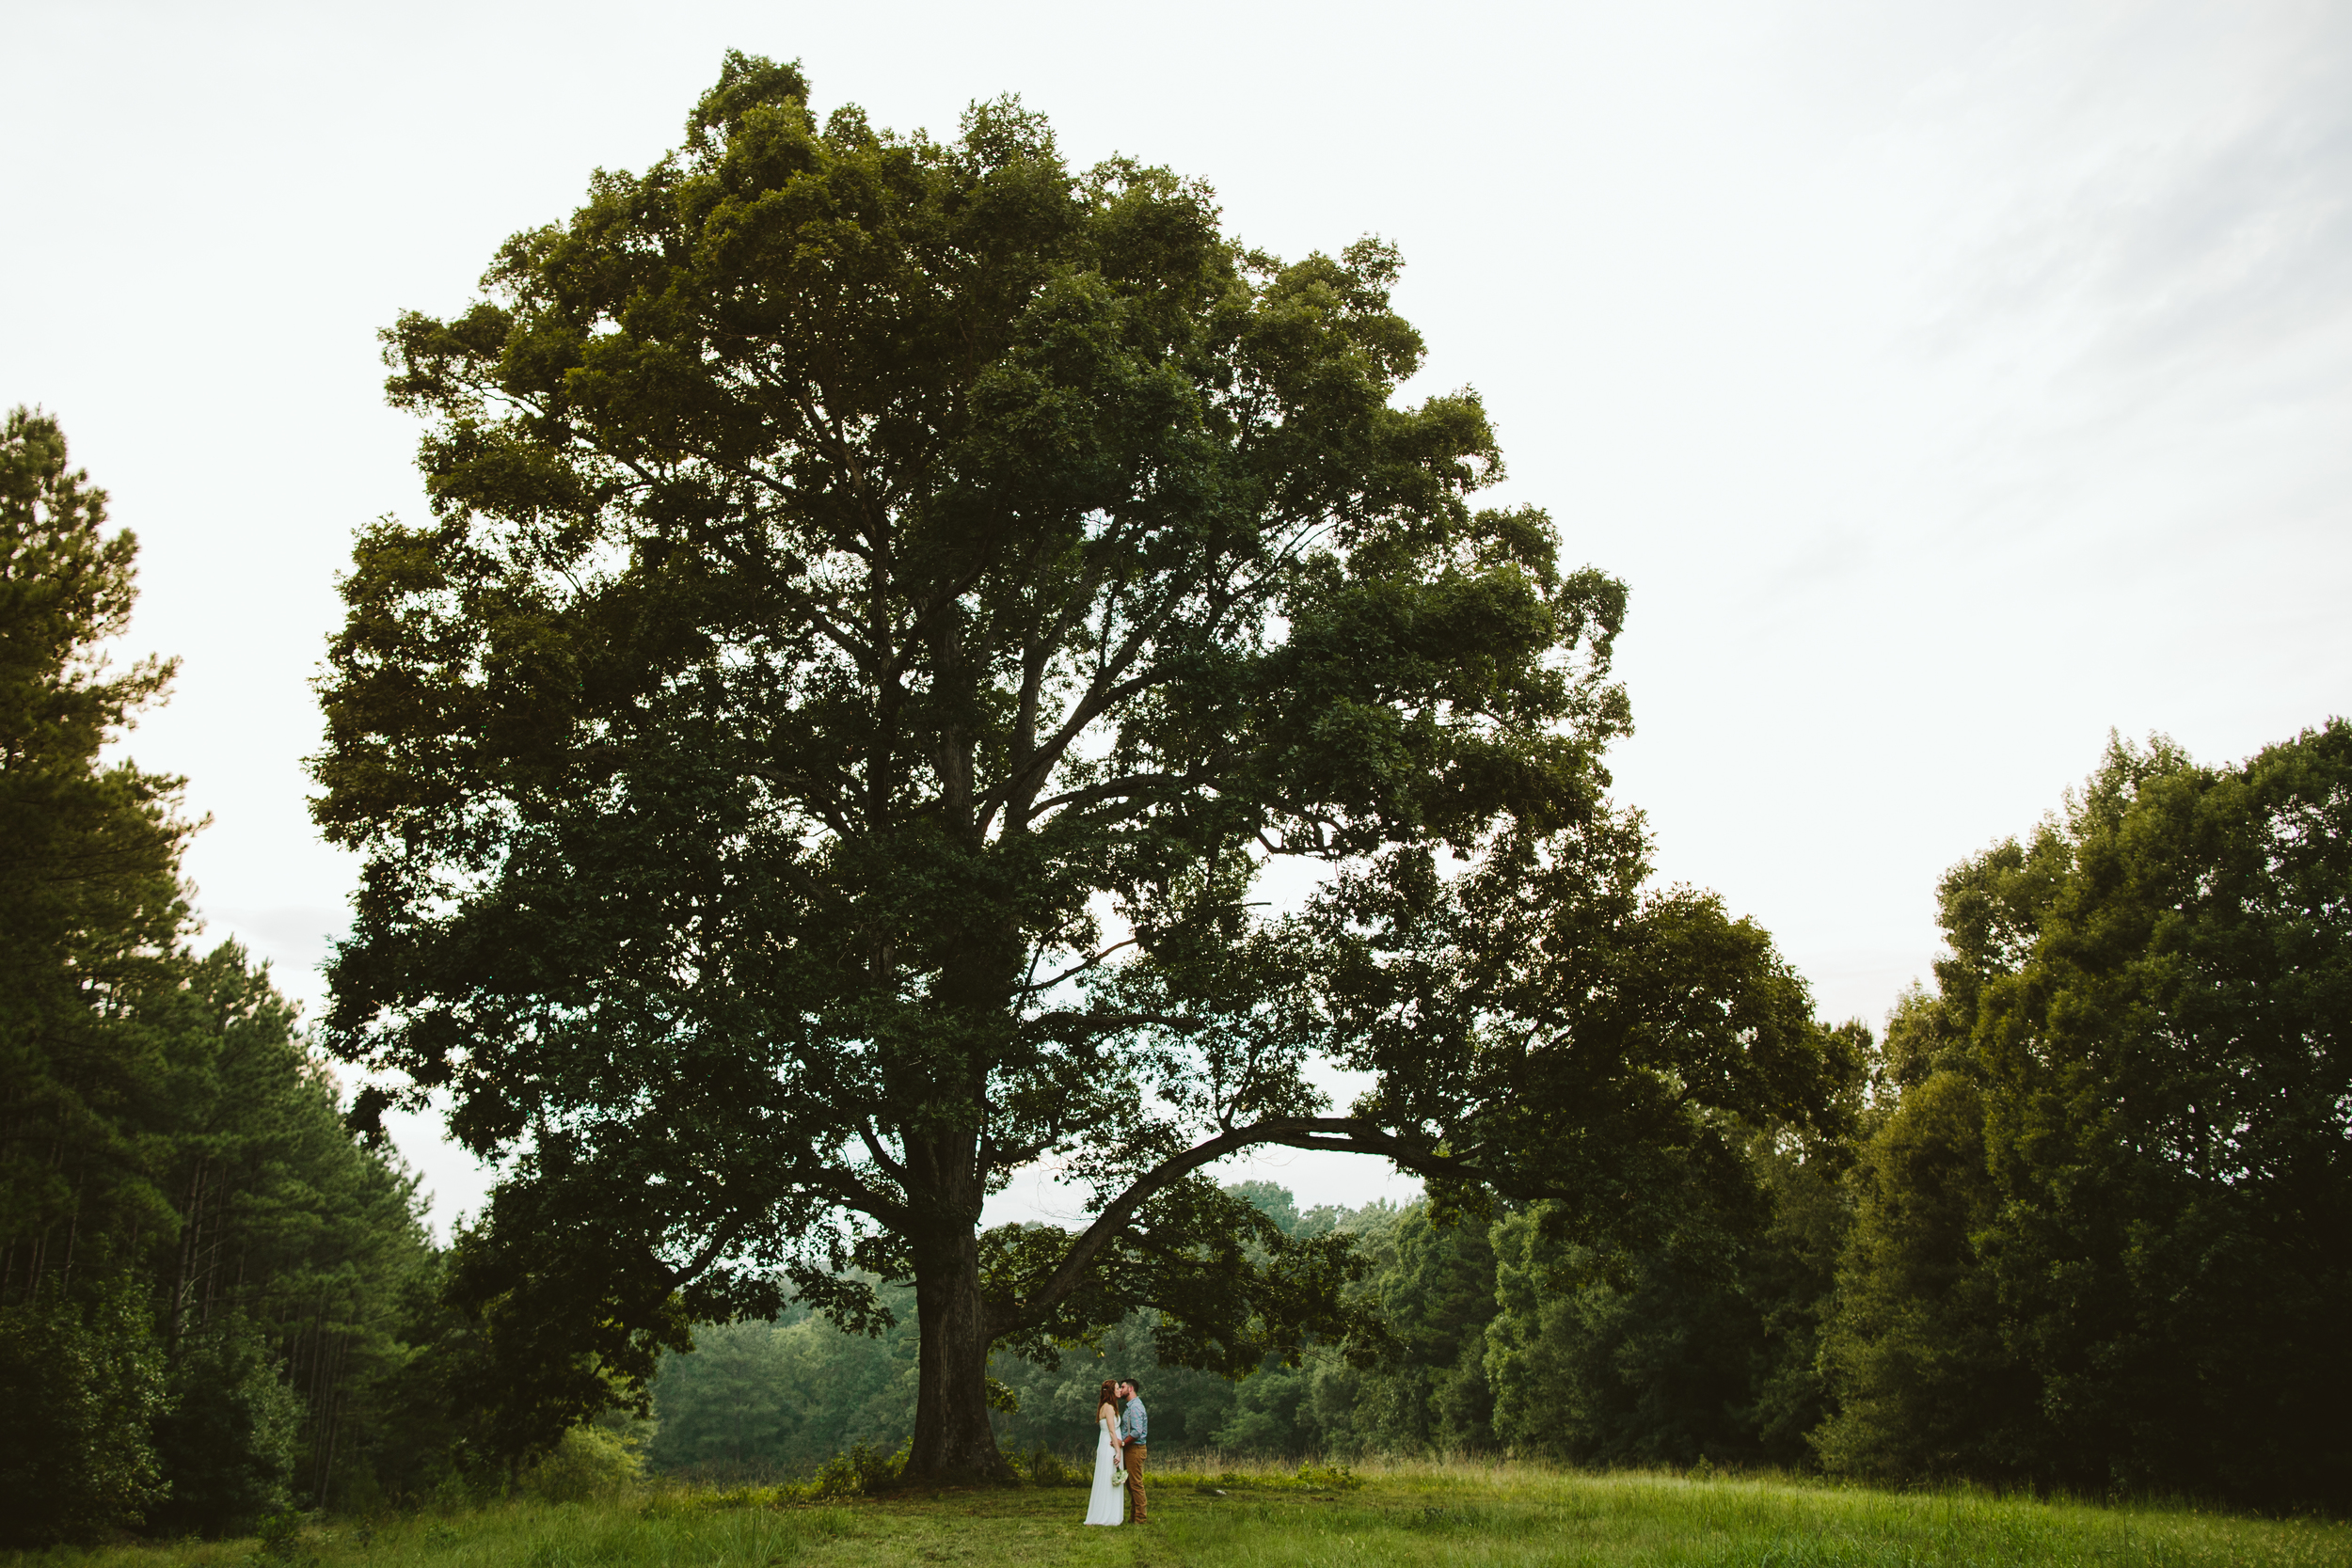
[1084,1405,1124,1526]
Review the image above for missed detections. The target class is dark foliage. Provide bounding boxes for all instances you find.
[0,1285,166,1545]
[0,410,445,1539]
[148,1319,304,1538]
[1822,728,2352,1511]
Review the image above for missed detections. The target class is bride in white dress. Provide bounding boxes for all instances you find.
[1084,1378,1125,1526]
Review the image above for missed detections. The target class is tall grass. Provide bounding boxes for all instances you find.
[14,1459,2343,1568]
[1144,1459,2348,1567]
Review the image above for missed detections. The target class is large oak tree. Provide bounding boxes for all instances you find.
[314,55,1847,1481]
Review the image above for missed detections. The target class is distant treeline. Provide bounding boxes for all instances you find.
[649,1165,1838,1479]
[655,730,2352,1513]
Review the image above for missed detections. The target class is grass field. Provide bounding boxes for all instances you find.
[24,1459,2346,1568]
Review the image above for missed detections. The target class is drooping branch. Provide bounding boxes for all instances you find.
[658,1214,749,1289]
[984,1116,1499,1338]
[1012,936,1143,997]
[1024,769,1205,821]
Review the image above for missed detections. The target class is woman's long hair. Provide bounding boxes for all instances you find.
[1094,1378,1119,1418]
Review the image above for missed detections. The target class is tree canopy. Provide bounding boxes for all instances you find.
[314,53,1850,1480]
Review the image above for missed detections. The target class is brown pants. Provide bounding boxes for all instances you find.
[1122,1443,1148,1522]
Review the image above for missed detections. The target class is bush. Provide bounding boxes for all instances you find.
[1007,1444,1087,1487]
[0,1287,167,1546]
[808,1439,909,1498]
[252,1508,314,1565]
[148,1320,303,1537]
[523,1424,646,1502]
[1295,1461,1362,1491]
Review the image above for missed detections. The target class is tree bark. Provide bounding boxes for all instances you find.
[905,1223,1012,1484]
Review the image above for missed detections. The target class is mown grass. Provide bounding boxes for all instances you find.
[18,1458,2345,1568]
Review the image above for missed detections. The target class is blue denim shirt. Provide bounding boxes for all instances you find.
[1120,1395,1148,1444]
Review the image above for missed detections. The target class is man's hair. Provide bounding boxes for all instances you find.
[1119,1377,1142,1393]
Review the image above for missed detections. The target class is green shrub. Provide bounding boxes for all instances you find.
[1007,1444,1088,1487]
[1295,1461,1363,1491]
[148,1320,304,1537]
[252,1508,313,1565]
[808,1438,909,1498]
[638,1481,789,1516]
[0,1287,167,1545]
[524,1424,646,1502]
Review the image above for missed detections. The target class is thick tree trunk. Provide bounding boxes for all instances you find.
[905,1224,1011,1484]
[899,920,1023,1486]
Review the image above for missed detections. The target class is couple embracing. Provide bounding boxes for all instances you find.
[1083,1377,1148,1526]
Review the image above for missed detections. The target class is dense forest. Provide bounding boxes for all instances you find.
[2,410,452,1545]
[6,308,2348,1535]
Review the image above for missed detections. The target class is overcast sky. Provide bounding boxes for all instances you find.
[7,0,2347,1234]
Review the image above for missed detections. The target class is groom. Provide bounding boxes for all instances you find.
[1115,1378,1148,1523]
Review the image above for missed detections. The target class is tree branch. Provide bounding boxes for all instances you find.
[983,1116,1495,1337]
[1012,936,1142,996]
[659,1213,749,1288]
[1025,771,1196,819]
[859,1121,911,1187]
